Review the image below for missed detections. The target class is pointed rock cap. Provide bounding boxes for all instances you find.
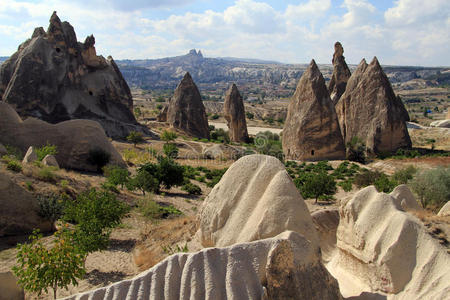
[47,11,62,32]
[332,42,344,64]
[181,72,193,84]
[370,56,381,68]
[304,59,323,80]
[84,34,96,48]
[229,83,239,93]
[32,27,46,38]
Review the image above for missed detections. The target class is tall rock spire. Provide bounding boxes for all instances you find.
[328,42,351,105]
[223,84,249,143]
[282,60,346,161]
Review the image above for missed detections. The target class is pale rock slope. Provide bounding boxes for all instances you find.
[63,231,342,300]
[198,154,318,248]
[327,186,450,299]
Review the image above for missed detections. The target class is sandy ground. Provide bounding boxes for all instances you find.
[209,121,283,135]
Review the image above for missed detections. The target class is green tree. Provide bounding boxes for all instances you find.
[127,170,159,195]
[299,172,336,203]
[163,143,179,159]
[13,229,86,300]
[103,165,129,188]
[127,131,144,147]
[161,130,177,143]
[409,167,450,209]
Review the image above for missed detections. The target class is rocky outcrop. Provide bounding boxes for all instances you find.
[0,12,147,139]
[389,184,422,211]
[328,42,351,105]
[327,186,450,299]
[22,146,38,164]
[42,154,59,167]
[0,143,6,156]
[202,144,243,160]
[156,105,168,122]
[198,154,318,248]
[335,57,412,154]
[0,172,52,236]
[0,102,125,172]
[223,84,249,142]
[430,119,450,128]
[0,272,24,300]
[437,201,450,216]
[311,209,339,262]
[167,73,210,139]
[282,60,346,161]
[64,231,342,300]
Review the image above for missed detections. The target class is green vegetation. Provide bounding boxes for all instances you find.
[161,130,177,142]
[346,137,366,163]
[253,131,283,161]
[127,170,159,195]
[103,165,129,188]
[162,243,188,255]
[246,112,254,119]
[127,131,145,147]
[13,229,86,300]
[182,182,202,195]
[409,167,449,209]
[137,196,182,220]
[37,194,64,224]
[210,128,230,144]
[5,145,23,160]
[36,143,58,161]
[6,159,22,172]
[392,165,417,184]
[210,113,220,120]
[35,166,58,183]
[163,143,179,159]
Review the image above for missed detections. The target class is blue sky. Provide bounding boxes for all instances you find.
[0,0,449,66]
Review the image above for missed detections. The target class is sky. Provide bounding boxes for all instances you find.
[0,0,449,66]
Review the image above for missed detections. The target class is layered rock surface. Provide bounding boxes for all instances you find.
[328,186,450,299]
[198,154,318,248]
[0,173,51,236]
[282,60,346,161]
[335,57,412,154]
[64,231,342,300]
[167,73,210,139]
[223,84,249,142]
[0,102,125,172]
[328,42,351,105]
[0,12,146,138]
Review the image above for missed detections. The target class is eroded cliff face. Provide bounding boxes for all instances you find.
[0,12,146,138]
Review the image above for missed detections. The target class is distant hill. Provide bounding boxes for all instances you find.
[0,56,8,64]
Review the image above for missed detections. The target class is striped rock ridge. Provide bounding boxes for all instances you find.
[63,231,342,300]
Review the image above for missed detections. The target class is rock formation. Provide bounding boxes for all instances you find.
[328,42,351,105]
[63,231,342,300]
[0,272,24,300]
[430,119,450,128]
[282,60,346,161]
[311,209,339,262]
[437,201,450,216]
[0,143,6,156]
[0,173,52,236]
[0,12,147,138]
[335,57,412,154]
[0,102,125,172]
[389,184,422,211]
[327,186,450,299]
[156,105,168,122]
[22,146,38,164]
[202,144,243,160]
[198,154,318,248]
[42,154,59,168]
[223,84,249,142]
[167,72,210,139]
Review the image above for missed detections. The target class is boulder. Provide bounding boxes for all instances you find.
[0,172,52,236]
[335,57,412,154]
[437,201,450,216]
[198,154,318,248]
[167,72,210,139]
[328,42,351,105]
[389,184,422,211]
[0,102,125,172]
[430,119,450,128]
[202,144,243,160]
[63,231,342,300]
[42,154,59,168]
[223,84,249,142]
[311,209,339,262]
[22,146,38,164]
[0,12,148,139]
[282,60,346,161]
[328,186,450,298]
[0,272,24,300]
[0,143,7,156]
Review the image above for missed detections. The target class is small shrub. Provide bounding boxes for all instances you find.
[182,183,202,195]
[210,113,219,120]
[161,130,177,142]
[374,175,397,193]
[36,143,58,161]
[163,143,179,159]
[162,243,188,255]
[156,104,163,110]
[137,197,182,220]
[5,145,23,160]
[87,148,111,173]
[409,167,450,209]
[246,112,254,119]
[338,179,353,192]
[36,166,58,182]
[392,165,417,184]
[127,131,144,147]
[103,165,129,188]
[37,194,64,224]
[354,169,383,188]
[128,170,160,195]
[25,181,33,191]
[346,136,366,163]
[7,159,22,172]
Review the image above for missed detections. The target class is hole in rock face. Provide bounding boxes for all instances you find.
[55,47,61,53]
[88,91,93,96]
[311,150,315,156]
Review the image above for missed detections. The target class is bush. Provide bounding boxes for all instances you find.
[210,113,219,120]
[156,104,163,110]
[137,197,182,220]
[409,167,450,209]
[36,143,58,161]
[103,165,129,188]
[36,166,58,182]
[338,179,353,192]
[163,143,179,159]
[127,131,144,147]
[6,159,22,172]
[5,145,23,160]
[161,130,177,142]
[127,170,159,195]
[210,128,230,144]
[254,131,283,161]
[297,172,337,203]
[63,188,129,253]
[13,229,86,300]
[182,183,202,195]
[346,136,366,163]
[246,112,254,119]
[37,194,64,224]
[392,165,417,184]
[354,169,396,193]
[87,148,111,173]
